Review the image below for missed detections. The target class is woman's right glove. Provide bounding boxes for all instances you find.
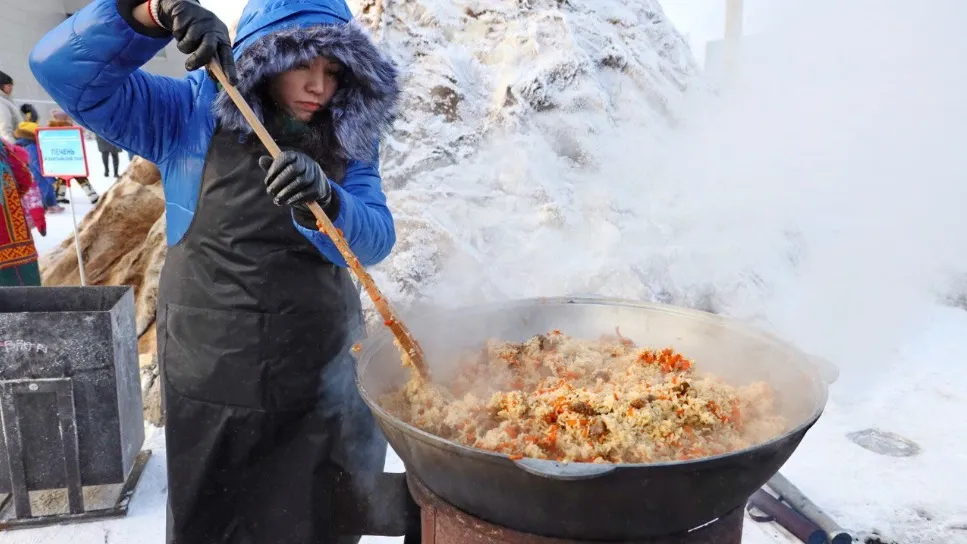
[123,0,237,84]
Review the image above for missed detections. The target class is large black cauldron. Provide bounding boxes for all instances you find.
[356,297,830,541]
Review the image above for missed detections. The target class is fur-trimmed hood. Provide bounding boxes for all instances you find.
[213,0,399,162]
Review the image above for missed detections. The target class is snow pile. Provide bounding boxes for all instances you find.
[351,0,705,312]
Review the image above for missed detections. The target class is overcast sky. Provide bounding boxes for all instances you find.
[659,0,782,61]
[199,0,775,64]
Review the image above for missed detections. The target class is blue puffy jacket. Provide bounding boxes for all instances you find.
[29,0,399,267]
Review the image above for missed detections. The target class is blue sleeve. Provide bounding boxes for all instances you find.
[29,0,195,164]
[293,155,396,267]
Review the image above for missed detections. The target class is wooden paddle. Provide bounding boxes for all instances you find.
[208,61,428,379]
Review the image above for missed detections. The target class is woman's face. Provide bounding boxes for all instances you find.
[270,57,343,122]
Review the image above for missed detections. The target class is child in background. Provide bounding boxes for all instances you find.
[19,103,39,124]
[48,110,99,204]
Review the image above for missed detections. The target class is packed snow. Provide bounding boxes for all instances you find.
[366,0,704,313]
[6,0,967,542]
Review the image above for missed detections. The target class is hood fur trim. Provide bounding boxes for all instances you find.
[213,20,399,162]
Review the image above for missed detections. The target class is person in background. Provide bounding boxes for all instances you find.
[0,71,23,143]
[14,121,62,213]
[48,110,100,204]
[19,103,40,124]
[96,133,121,178]
[33,0,415,543]
[0,141,41,286]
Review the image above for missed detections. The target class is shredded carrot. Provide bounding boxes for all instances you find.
[731,401,743,428]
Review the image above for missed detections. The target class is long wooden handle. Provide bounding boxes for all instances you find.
[208,61,428,379]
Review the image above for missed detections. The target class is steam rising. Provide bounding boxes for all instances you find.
[643,0,967,389]
[369,0,967,392]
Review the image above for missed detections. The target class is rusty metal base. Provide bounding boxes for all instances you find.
[407,475,744,544]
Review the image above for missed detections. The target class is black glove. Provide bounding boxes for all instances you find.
[158,0,237,80]
[120,0,237,84]
[259,151,335,225]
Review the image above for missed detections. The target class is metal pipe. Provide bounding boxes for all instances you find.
[723,0,745,83]
[768,473,853,544]
[748,488,828,544]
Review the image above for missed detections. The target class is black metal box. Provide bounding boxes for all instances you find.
[0,286,144,492]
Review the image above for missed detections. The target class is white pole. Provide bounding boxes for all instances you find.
[724,0,745,84]
[66,180,87,286]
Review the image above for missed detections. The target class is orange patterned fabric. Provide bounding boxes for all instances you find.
[0,143,38,270]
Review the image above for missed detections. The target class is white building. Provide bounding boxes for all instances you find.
[0,0,187,123]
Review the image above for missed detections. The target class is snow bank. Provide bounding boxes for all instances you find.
[354,0,704,313]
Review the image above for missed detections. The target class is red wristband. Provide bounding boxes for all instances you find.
[146,0,163,28]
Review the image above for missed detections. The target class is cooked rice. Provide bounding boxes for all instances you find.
[380,330,787,464]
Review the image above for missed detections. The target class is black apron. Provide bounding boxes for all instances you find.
[157,129,417,544]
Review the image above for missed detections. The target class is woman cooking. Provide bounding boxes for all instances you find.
[31,0,417,542]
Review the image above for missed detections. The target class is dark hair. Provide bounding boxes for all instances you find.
[19,104,38,122]
[0,71,12,87]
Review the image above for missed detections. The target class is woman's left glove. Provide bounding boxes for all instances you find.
[259,151,333,213]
